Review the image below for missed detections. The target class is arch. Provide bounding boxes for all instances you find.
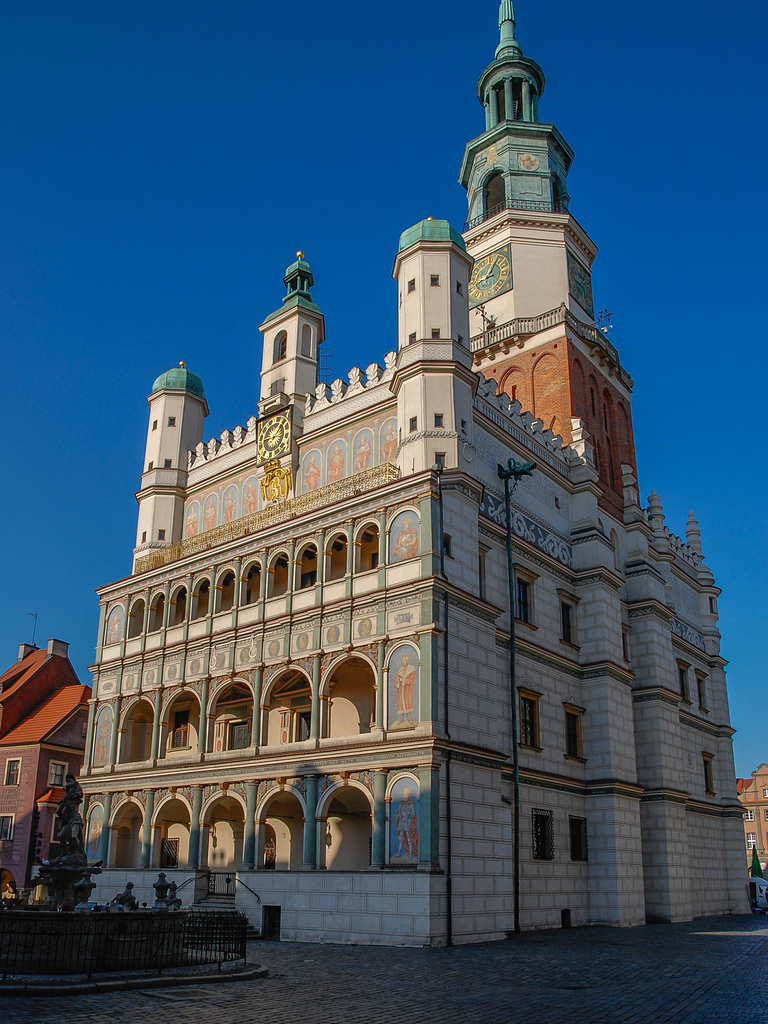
[216,568,236,612]
[323,655,376,738]
[203,793,245,870]
[269,551,290,597]
[192,576,211,619]
[301,323,312,357]
[85,802,105,860]
[273,330,287,363]
[153,796,192,869]
[387,642,420,730]
[296,542,318,590]
[211,681,254,753]
[148,592,165,632]
[610,528,621,573]
[317,782,373,870]
[499,365,529,412]
[169,585,187,626]
[119,697,155,764]
[126,598,145,639]
[161,689,202,757]
[92,704,113,767]
[616,401,633,470]
[484,171,506,215]
[110,799,144,869]
[264,669,312,745]
[531,352,560,423]
[105,604,124,645]
[243,561,262,605]
[260,788,305,870]
[325,531,348,582]
[587,374,599,420]
[387,773,420,864]
[355,522,380,572]
[388,508,420,563]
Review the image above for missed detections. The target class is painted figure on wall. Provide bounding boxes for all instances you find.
[390,511,419,562]
[380,418,398,461]
[87,804,103,860]
[185,502,199,538]
[353,429,373,473]
[105,606,124,645]
[388,645,419,729]
[243,477,259,514]
[222,485,238,523]
[204,495,218,531]
[303,451,321,491]
[390,776,419,863]
[328,442,345,482]
[93,704,113,766]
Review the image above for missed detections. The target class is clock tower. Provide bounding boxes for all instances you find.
[460,1,637,519]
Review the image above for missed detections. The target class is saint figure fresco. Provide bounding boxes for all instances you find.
[243,478,259,514]
[353,430,373,473]
[328,442,345,482]
[389,776,420,863]
[380,418,398,461]
[93,705,113,766]
[390,511,419,562]
[303,451,321,491]
[388,644,419,729]
[105,606,124,645]
[204,495,218,531]
[223,485,238,523]
[185,502,199,537]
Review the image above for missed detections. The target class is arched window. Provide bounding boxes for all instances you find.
[218,571,236,612]
[298,545,318,589]
[170,587,186,626]
[127,599,145,639]
[485,173,505,216]
[326,533,348,582]
[193,579,210,619]
[244,563,261,605]
[301,324,312,357]
[273,330,287,363]
[148,594,165,632]
[357,525,380,572]
[271,553,289,597]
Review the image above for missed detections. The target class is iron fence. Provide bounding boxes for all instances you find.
[207,871,236,897]
[0,908,246,979]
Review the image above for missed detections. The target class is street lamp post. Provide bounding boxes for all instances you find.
[497,457,536,934]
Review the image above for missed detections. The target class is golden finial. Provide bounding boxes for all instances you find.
[179,360,186,368]
[296,250,304,258]
[427,216,434,221]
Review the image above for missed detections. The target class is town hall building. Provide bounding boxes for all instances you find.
[79,3,747,943]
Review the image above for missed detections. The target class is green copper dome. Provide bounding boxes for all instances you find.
[398,218,466,253]
[151,362,205,399]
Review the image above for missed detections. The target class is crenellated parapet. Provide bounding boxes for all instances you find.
[305,353,398,415]
[474,373,575,466]
[188,417,258,470]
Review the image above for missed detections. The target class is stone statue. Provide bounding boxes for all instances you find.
[111,881,139,911]
[55,774,86,859]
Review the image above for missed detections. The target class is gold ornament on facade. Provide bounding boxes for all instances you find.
[260,459,293,504]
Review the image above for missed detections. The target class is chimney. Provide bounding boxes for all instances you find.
[46,639,69,659]
[17,643,37,662]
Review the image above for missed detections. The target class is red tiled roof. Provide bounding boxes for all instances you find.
[0,648,48,699]
[0,684,90,745]
[737,778,753,796]
[36,787,65,805]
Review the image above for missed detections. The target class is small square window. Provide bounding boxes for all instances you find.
[4,760,20,786]
[435,452,446,471]
[147,461,154,471]
[0,816,13,841]
[409,417,418,433]
[48,762,66,787]
[168,416,176,427]
[764,809,768,822]
[744,809,755,821]
[164,459,172,469]
[763,788,768,799]
[151,420,158,431]
[141,531,147,543]
[158,529,166,541]
[431,328,440,338]
[569,816,588,861]
[456,281,463,294]
[408,332,417,345]
[532,808,554,860]
[430,274,440,287]
[520,694,539,748]
[408,279,416,293]
[434,414,444,428]
[747,832,757,849]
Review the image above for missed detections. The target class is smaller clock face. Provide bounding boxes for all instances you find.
[468,251,512,303]
[257,413,291,463]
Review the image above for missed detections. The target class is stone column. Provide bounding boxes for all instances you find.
[310,655,321,739]
[98,792,113,865]
[345,520,355,597]
[418,766,439,867]
[375,641,385,729]
[159,581,171,644]
[108,697,121,765]
[302,775,319,868]
[150,688,162,760]
[232,555,242,628]
[250,667,262,746]
[243,782,257,869]
[489,89,498,126]
[183,572,193,642]
[119,596,130,659]
[522,79,532,121]
[188,786,203,868]
[504,77,513,120]
[94,602,107,662]
[198,677,209,754]
[205,568,215,636]
[286,539,296,615]
[377,509,388,589]
[140,587,151,651]
[315,528,325,606]
[82,701,97,772]
[141,790,155,868]
[371,770,388,867]
[532,88,539,120]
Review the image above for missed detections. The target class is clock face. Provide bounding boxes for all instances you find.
[257,413,291,463]
[468,250,512,304]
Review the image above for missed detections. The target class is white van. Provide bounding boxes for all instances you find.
[747,877,768,913]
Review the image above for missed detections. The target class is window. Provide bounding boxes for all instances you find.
[158,529,166,541]
[709,596,716,613]
[408,332,416,345]
[442,531,452,557]
[747,833,757,849]
[621,629,629,661]
[456,281,463,294]
[431,328,440,338]
[141,531,147,543]
[409,417,418,433]
[696,672,707,710]
[519,694,539,748]
[4,760,20,786]
[435,453,445,471]
[48,762,66,787]
[478,545,488,601]
[274,330,287,362]
[565,708,583,759]
[147,461,154,471]
[164,459,172,469]
[703,754,714,795]
[516,578,531,623]
[430,274,440,287]
[461,419,467,434]
[270,378,286,395]
[458,334,464,345]
[560,602,575,645]
[171,710,190,748]
[677,662,690,702]
[168,416,176,427]
[152,420,158,431]
[763,788,768,799]
[532,808,554,860]
[745,809,755,821]
[0,816,13,841]
[434,413,444,428]
[408,279,415,293]
[764,809,768,822]
[569,816,588,861]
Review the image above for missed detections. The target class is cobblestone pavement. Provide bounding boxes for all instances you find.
[4,915,768,1024]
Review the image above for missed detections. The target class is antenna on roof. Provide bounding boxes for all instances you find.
[27,611,38,646]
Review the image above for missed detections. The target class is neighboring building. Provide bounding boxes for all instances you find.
[0,640,90,896]
[737,766,768,872]
[79,4,746,943]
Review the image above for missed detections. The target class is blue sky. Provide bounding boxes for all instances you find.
[1,1,765,777]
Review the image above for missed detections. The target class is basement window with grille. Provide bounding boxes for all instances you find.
[532,808,554,860]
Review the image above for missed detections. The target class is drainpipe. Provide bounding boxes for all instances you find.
[437,464,452,946]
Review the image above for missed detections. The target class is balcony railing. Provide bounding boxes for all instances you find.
[134,462,400,575]
[463,196,569,232]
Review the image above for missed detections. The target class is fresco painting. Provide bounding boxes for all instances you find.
[243,477,259,514]
[185,501,200,537]
[203,493,218,531]
[302,449,322,492]
[327,440,346,483]
[389,775,420,864]
[92,704,113,766]
[87,804,103,859]
[380,418,398,461]
[389,510,420,562]
[353,429,374,473]
[105,606,124,645]
[222,484,238,523]
[387,643,419,730]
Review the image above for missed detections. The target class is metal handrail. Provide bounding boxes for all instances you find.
[235,877,261,902]
[463,196,569,231]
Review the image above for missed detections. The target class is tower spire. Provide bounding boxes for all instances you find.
[497,1,522,59]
